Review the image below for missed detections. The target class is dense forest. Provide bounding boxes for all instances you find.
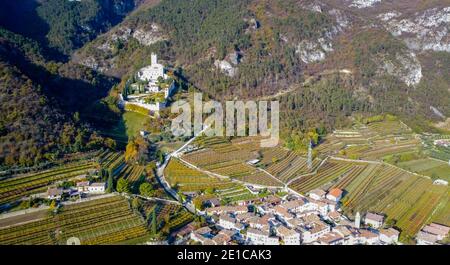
[0,26,117,168]
[0,0,137,58]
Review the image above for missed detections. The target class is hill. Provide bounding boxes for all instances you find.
[72,0,450,134]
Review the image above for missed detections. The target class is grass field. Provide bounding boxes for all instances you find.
[398,158,450,181]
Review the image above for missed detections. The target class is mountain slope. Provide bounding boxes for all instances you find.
[71,0,449,133]
[0,0,142,59]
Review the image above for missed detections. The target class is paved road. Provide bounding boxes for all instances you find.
[154,125,210,214]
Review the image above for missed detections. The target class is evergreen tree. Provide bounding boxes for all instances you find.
[151,210,157,235]
[106,174,114,193]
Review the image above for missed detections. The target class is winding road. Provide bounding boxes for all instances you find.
[154,125,210,214]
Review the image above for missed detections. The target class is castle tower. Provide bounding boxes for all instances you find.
[355,212,361,229]
[307,140,313,170]
[151,53,158,65]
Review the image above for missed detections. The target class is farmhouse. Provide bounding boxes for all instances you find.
[364,212,384,228]
[47,187,63,200]
[88,182,106,194]
[76,181,90,192]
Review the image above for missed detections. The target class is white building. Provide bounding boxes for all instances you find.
[137,53,167,84]
[354,212,361,228]
[299,221,330,244]
[276,226,301,245]
[88,182,106,194]
[416,223,450,244]
[218,215,244,231]
[416,231,438,245]
[326,188,343,202]
[364,212,384,228]
[308,189,326,201]
[317,232,345,245]
[246,228,279,245]
[76,181,90,193]
[358,229,379,245]
[379,228,400,244]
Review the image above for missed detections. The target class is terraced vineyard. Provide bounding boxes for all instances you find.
[0,162,98,205]
[265,152,321,183]
[183,137,284,187]
[0,195,150,245]
[215,184,257,203]
[330,163,448,239]
[141,201,194,232]
[164,159,234,192]
[288,159,368,193]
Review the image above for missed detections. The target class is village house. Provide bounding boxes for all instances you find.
[203,198,221,208]
[364,212,384,228]
[307,199,330,216]
[422,223,450,240]
[211,233,232,245]
[76,181,106,194]
[88,182,106,194]
[47,187,63,200]
[273,205,295,223]
[205,206,248,216]
[235,212,255,223]
[309,189,326,201]
[379,228,400,244]
[299,220,330,244]
[358,229,379,245]
[416,223,450,244]
[416,231,439,245]
[172,223,196,245]
[247,216,269,230]
[279,198,308,213]
[246,228,279,245]
[218,214,244,231]
[327,211,342,223]
[317,232,345,245]
[190,227,213,244]
[333,225,359,245]
[76,181,90,192]
[276,225,301,245]
[326,188,343,202]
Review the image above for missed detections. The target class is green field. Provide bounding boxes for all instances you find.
[398,158,450,181]
[99,111,149,147]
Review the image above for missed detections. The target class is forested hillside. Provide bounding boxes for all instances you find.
[73,0,450,134]
[0,27,117,168]
[0,0,139,58]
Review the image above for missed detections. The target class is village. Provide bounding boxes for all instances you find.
[171,187,449,245]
